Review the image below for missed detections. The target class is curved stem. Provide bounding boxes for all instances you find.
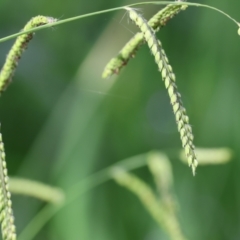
[0,1,239,43]
[9,177,64,204]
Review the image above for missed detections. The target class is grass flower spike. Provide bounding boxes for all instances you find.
[0,127,16,240]
[0,16,57,94]
[125,7,198,175]
[102,3,188,78]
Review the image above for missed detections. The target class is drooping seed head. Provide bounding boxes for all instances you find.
[125,7,198,175]
[0,16,57,94]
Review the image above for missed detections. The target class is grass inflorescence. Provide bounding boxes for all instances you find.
[124,7,198,175]
[0,129,16,240]
[102,3,188,78]
[0,16,57,94]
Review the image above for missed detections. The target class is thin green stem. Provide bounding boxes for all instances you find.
[0,2,238,44]
[9,177,64,204]
[130,2,239,26]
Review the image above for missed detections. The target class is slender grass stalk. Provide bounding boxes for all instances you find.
[112,167,187,240]
[125,7,198,175]
[0,16,57,94]
[0,2,238,45]
[0,2,238,95]
[0,129,16,240]
[9,178,65,204]
[102,3,188,78]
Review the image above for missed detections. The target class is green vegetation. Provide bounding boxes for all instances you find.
[0,1,238,239]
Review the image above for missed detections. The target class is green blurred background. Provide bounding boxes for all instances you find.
[0,0,239,239]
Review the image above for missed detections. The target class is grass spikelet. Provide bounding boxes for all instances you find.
[125,7,198,175]
[0,127,16,240]
[0,16,57,94]
[148,3,187,30]
[102,3,187,79]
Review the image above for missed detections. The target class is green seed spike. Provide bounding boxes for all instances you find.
[102,3,188,79]
[0,16,57,94]
[125,7,198,175]
[0,126,16,240]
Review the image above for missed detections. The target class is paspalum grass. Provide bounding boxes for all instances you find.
[102,3,188,78]
[0,16,57,94]
[124,6,198,175]
[0,1,239,239]
[0,15,57,240]
[0,130,16,240]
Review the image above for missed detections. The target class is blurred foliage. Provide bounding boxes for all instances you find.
[0,0,239,239]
